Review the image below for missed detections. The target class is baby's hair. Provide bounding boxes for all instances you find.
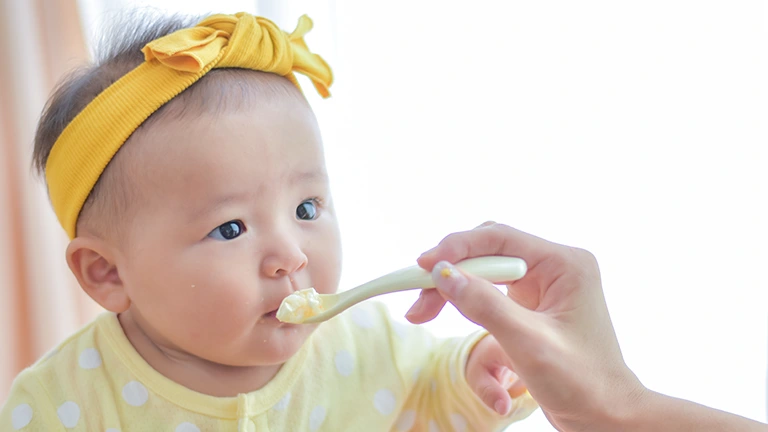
[33,9,197,179]
[34,9,306,239]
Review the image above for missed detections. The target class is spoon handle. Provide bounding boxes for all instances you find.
[342,256,527,305]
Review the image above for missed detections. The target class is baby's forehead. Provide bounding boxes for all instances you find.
[116,129,328,222]
[106,70,322,198]
[124,85,323,178]
[141,69,309,128]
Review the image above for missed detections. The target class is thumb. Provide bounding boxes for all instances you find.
[431,261,531,336]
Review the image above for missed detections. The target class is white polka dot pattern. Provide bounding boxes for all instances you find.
[309,405,326,431]
[350,307,374,328]
[122,381,149,407]
[11,404,32,430]
[78,348,102,369]
[56,401,80,428]
[175,422,200,432]
[334,350,354,376]
[272,392,291,411]
[373,389,396,415]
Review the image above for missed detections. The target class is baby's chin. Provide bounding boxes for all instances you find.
[234,321,317,366]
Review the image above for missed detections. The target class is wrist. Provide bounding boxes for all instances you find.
[591,371,651,432]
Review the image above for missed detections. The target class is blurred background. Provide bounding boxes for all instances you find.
[1,0,767,429]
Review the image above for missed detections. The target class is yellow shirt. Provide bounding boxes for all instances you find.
[1,302,537,431]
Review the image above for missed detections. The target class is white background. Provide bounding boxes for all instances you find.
[78,0,768,429]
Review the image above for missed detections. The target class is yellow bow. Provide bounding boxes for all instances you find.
[46,13,333,239]
[142,13,331,96]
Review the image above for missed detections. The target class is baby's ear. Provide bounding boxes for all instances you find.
[66,237,130,313]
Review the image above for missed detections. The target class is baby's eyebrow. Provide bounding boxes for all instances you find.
[186,169,328,222]
[187,192,250,222]
[289,169,328,185]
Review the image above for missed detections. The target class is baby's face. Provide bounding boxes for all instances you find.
[115,95,341,367]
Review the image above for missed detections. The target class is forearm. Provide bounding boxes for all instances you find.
[615,389,768,432]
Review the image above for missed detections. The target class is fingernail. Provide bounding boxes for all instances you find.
[499,367,519,389]
[494,399,510,416]
[405,297,423,318]
[432,261,467,298]
[498,368,512,388]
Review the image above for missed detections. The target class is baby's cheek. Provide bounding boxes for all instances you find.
[308,251,342,295]
[161,269,251,325]
[313,272,340,295]
[173,292,249,344]
[307,218,342,295]
[191,280,253,316]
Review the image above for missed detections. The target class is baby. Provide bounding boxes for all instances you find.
[1,11,537,431]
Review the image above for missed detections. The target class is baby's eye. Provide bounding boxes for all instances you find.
[296,199,319,221]
[208,220,246,240]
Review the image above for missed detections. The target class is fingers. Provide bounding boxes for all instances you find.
[405,289,447,323]
[467,366,514,416]
[505,279,541,310]
[467,336,529,417]
[417,223,559,274]
[502,369,528,399]
[475,220,497,229]
[429,261,532,337]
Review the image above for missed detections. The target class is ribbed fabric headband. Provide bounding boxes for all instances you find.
[45,13,332,239]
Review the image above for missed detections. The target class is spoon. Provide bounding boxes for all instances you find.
[276,256,527,324]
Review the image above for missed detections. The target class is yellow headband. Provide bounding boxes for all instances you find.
[45,13,332,239]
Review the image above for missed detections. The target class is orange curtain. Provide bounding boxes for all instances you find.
[0,0,101,404]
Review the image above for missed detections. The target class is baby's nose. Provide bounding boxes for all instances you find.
[261,241,308,278]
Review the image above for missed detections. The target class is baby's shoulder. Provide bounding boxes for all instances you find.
[6,313,138,406]
[1,314,130,427]
[26,313,111,378]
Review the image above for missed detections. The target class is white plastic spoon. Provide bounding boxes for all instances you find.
[276,256,527,324]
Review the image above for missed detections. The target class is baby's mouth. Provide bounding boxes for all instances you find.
[260,282,312,323]
[256,312,277,326]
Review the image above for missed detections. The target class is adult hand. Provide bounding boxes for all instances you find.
[406,222,644,432]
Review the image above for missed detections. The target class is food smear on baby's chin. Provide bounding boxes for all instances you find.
[276,288,324,323]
